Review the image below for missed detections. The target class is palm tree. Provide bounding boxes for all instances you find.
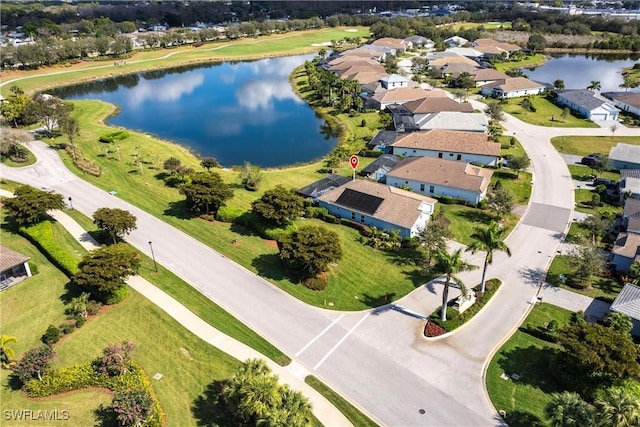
[1,335,17,369]
[466,222,512,293]
[595,388,640,427]
[587,80,601,92]
[433,249,477,321]
[619,76,639,92]
[545,391,594,427]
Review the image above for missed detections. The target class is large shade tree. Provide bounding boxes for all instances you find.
[72,243,140,304]
[466,222,511,293]
[181,172,233,216]
[432,249,477,321]
[251,185,305,226]
[3,185,65,225]
[93,207,137,244]
[278,225,342,279]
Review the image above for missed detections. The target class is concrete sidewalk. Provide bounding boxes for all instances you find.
[48,210,353,427]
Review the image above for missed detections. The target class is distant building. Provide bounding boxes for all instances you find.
[555,89,620,121]
[481,77,546,99]
[601,92,640,118]
[444,36,468,47]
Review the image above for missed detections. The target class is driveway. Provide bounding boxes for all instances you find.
[0,109,624,426]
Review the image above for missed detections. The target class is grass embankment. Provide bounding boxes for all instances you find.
[551,135,640,156]
[502,95,599,128]
[450,21,513,31]
[1,27,371,95]
[0,216,242,426]
[1,148,36,167]
[492,53,545,72]
[486,303,573,426]
[305,376,379,427]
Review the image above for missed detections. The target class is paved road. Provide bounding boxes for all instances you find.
[2,114,633,425]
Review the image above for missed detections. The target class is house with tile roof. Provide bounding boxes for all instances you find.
[612,198,640,273]
[0,246,32,290]
[445,47,484,60]
[444,36,468,48]
[469,68,511,86]
[428,55,481,70]
[610,143,640,170]
[622,199,640,233]
[371,37,412,53]
[481,77,546,99]
[361,154,402,181]
[370,87,434,110]
[602,92,640,117]
[380,74,409,89]
[471,39,522,58]
[387,157,493,204]
[296,174,350,199]
[556,89,620,121]
[610,283,640,335]
[404,35,434,49]
[316,179,437,239]
[410,111,489,133]
[401,97,474,114]
[390,129,501,166]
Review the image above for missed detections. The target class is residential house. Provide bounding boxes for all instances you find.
[445,47,484,61]
[427,54,480,70]
[481,77,546,99]
[380,74,409,89]
[387,156,493,204]
[404,35,434,49]
[601,92,640,117]
[471,38,522,58]
[612,233,640,273]
[610,143,640,170]
[409,111,489,133]
[296,174,350,199]
[444,36,468,48]
[610,284,640,335]
[555,89,620,121]
[367,130,401,152]
[0,246,32,290]
[621,170,640,200]
[469,68,511,86]
[369,87,434,110]
[622,199,640,233]
[371,37,411,53]
[440,63,481,77]
[390,129,501,166]
[402,97,474,114]
[361,154,402,182]
[317,179,437,239]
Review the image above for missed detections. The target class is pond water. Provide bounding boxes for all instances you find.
[522,53,640,92]
[52,55,338,168]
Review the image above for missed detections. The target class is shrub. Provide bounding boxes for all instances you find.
[304,206,328,219]
[304,275,327,291]
[75,317,86,328]
[339,218,372,236]
[86,300,102,316]
[322,214,339,224]
[41,325,62,345]
[20,222,79,277]
[65,145,101,176]
[104,287,128,305]
[59,323,75,335]
[215,205,245,223]
[358,149,383,158]
[99,131,130,143]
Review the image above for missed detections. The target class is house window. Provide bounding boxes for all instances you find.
[351,212,356,220]
[412,149,416,153]
[360,214,365,223]
[420,184,425,192]
[438,152,443,158]
[429,185,434,193]
[449,153,454,156]
[457,154,462,160]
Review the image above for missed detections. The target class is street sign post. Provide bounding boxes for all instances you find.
[349,155,359,180]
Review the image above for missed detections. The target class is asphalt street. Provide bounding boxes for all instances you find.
[2,112,635,426]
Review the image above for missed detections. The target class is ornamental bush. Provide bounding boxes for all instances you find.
[20,222,79,276]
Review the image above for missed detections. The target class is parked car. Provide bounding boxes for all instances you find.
[581,154,601,166]
[593,177,613,186]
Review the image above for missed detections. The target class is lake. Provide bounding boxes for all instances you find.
[51,55,337,168]
[522,53,640,92]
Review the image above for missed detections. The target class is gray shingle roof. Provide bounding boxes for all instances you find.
[610,143,640,163]
[367,131,401,150]
[362,154,402,174]
[557,89,611,111]
[611,283,640,321]
[296,174,350,198]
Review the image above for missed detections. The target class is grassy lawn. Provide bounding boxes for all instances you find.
[2,27,371,96]
[305,376,379,427]
[492,53,546,72]
[567,164,620,182]
[493,170,532,204]
[574,188,623,216]
[546,254,622,302]
[0,147,36,167]
[498,134,527,160]
[551,135,640,156]
[440,204,518,245]
[449,21,512,31]
[487,303,573,427]
[501,96,599,128]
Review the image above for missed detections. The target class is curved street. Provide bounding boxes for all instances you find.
[1,108,636,425]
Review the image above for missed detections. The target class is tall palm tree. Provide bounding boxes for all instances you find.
[433,249,477,321]
[0,335,17,369]
[587,80,601,92]
[595,388,640,427]
[545,391,594,427]
[466,222,512,293]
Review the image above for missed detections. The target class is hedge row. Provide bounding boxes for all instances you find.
[20,221,79,277]
[26,361,163,426]
[65,145,101,176]
[99,130,130,143]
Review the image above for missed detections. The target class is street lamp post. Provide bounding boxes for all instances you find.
[68,196,73,210]
[149,241,158,272]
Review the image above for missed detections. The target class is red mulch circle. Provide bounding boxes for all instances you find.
[424,321,447,338]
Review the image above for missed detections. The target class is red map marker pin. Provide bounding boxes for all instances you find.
[349,155,359,170]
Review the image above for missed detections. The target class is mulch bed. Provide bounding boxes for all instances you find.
[424,321,447,338]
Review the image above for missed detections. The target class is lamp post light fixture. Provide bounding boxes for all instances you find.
[149,241,158,272]
[68,196,73,210]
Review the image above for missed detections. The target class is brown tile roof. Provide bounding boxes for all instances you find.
[473,45,505,55]
[471,69,510,82]
[328,58,381,71]
[391,129,500,156]
[340,48,383,59]
[371,37,408,50]
[317,179,437,229]
[483,77,545,91]
[341,70,388,84]
[612,92,640,109]
[473,38,498,46]
[495,42,522,52]
[613,232,640,260]
[372,87,434,104]
[403,97,474,113]
[0,246,29,272]
[388,157,493,193]
[441,63,481,75]
[336,64,386,76]
[429,56,480,68]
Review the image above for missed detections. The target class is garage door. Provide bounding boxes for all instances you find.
[590,113,607,121]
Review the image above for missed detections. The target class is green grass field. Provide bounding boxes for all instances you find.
[546,254,622,302]
[486,303,573,427]
[567,164,620,182]
[492,53,545,72]
[501,96,599,128]
[551,135,640,156]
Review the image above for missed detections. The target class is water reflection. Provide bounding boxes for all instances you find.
[50,54,336,167]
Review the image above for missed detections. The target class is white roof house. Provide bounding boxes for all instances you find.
[444,36,468,48]
[610,143,640,170]
[611,284,640,335]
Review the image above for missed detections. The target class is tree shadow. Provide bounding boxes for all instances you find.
[454,209,494,224]
[93,404,118,427]
[61,280,86,304]
[251,254,287,281]
[402,268,431,288]
[493,170,519,180]
[192,380,233,427]
[163,200,194,220]
[361,292,396,308]
[229,222,258,237]
[497,345,561,394]
[503,410,545,427]
[518,266,548,287]
[5,373,23,391]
